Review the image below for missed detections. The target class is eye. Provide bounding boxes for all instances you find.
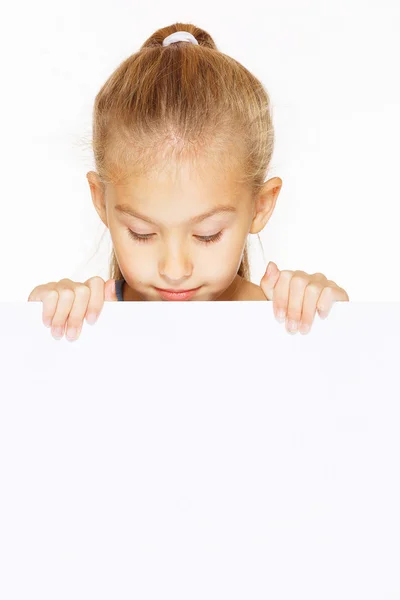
[128,230,154,243]
[196,231,223,244]
[128,230,224,245]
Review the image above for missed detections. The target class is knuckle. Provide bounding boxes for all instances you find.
[45,289,59,300]
[306,282,323,295]
[293,270,308,278]
[85,276,105,291]
[58,288,75,302]
[73,284,90,298]
[291,274,307,288]
[279,270,293,281]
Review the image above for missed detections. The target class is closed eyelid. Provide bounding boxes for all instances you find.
[127,228,224,245]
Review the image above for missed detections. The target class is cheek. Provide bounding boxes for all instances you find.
[201,238,246,284]
[118,254,154,282]
[218,232,247,264]
[112,238,153,282]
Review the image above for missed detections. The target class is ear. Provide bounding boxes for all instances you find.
[86,171,108,228]
[249,177,282,235]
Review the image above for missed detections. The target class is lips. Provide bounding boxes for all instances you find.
[155,286,201,301]
[156,287,198,293]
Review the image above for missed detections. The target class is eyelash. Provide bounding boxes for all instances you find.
[128,230,224,245]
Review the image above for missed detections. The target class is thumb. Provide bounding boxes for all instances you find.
[260,261,280,300]
[104,278,119,302]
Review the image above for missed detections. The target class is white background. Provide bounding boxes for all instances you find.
[0,0,399,302]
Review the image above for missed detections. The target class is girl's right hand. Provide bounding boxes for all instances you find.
[27,277,119,341]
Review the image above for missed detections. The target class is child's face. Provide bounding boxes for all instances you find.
[89,161,279,301]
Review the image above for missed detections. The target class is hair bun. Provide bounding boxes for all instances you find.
[162,31,199,47]
[140,23,217,51]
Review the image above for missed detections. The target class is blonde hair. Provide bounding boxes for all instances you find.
[90,22,275,282]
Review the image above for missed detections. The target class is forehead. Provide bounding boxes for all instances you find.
[108,160,251,228]
[113,159,244,201]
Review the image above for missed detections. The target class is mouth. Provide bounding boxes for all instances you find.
[156,287,199,293]
[154,286,201,300]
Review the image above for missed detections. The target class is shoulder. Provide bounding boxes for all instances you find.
[236,278,268,301]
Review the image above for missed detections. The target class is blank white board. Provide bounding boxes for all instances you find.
[0,301,399,600]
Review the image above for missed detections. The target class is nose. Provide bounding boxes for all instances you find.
[159,243,192,284]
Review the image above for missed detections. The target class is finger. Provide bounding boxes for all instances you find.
[83,277,107,324]
[298,282,325,334]
[104,279,119,302]
[316,285,347,319]
[64,283,91,338]
[27,282,57,303]
[270,270,293,321]
[50,280,77,338]
[27,284,58,327]
[286,272,310,333]
[41,290,59,327]
[260,261,280,301]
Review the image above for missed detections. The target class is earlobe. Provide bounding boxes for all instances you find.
[249,212,269,235]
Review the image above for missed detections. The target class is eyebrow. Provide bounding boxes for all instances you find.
[114,203,237,226]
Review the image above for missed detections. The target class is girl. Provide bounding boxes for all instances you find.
[27,23,349,341]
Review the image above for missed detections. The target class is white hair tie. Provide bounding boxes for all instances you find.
[162,31,199,47]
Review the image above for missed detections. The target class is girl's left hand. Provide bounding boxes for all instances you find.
[260,261,350,335]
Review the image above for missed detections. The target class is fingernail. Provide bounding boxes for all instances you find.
[287,319,298,332]
[267,262,276,277]
[275,309,286,323]
[86,313,97,325]
[66,328,77,340]
[299,323,310,334]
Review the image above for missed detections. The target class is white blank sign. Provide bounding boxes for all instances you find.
[0,301,399,600]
